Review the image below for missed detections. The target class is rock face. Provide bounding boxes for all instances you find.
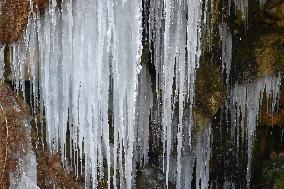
[0,0,49,44]
[0,82,30,188]
[33,0,49,12]
[255,34,282,77]
[136,165,175,189]
[0,0,29,44]
[36,152,83,189]
[261,79,284,126]
[260,153,284,189]
[0,82,83,188]
[195,62,226,127]
[265,0,284,27]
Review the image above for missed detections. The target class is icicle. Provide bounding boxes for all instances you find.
[135,64,153,165]
[219,23,232,86]
[0,2,3,15]
[0,45,4,80]
[10,39,28,95]
[195,127,211,189]
[8,0,216,188]
[260,0,267,8]
[234,0,248,24]
[167,117,212,189]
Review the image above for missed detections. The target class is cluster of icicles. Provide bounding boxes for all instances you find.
[225,73,281,189]
[10,0,203,188]
[0,0,281,188]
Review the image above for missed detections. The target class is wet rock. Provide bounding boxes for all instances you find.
[33,0,49,13]
[0,0,50,44]
[195,62,227,128]
[0,0,29,44]
[261,79,284,127]
[136,165,175,189]
[261,108,284,126]
[0,82,30,188]
[231,23,284,84]
[0,82,83,188]
[260,152,284,189]
[265,0,284,27]
[255,33,284,77]
[36,152,84,189]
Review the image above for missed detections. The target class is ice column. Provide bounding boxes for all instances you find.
[150,0,203,187]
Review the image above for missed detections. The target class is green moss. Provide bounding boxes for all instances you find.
[274,169,284,189]
[262,155,284,189]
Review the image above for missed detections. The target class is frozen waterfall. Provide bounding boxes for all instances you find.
[5,0,283,188]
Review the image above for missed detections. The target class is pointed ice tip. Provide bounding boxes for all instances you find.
[137,64,142,74]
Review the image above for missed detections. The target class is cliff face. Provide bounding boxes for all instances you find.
[0,0,29,44]
[0,82,30,188]
[0,0,48,44]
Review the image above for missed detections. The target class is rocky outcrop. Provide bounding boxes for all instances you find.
[36,152,83,189]
[0,0,49,44]
[0,0,29,44]
[0,82,30,188]
[0,82,83,188]
[265,0,284,27]
[136,165,175,189]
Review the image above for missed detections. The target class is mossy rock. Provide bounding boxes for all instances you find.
[194,57,227,129]
[264,0,284,27]
[255,33,284,77]
[262,153,284,189]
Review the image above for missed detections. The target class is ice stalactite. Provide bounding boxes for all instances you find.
[0,1,4,15]
[223,180,236,189]
[0,45,4,80]
[259,0,267,8]
[219,23,232,86]
[150,0,203,188]
[10,41,27,95]
[9,121,39,189]
[229,73,282,188]
[195,127,211,189]
[135,64,153,165]
[233,0,266,25]
[233,0,250,28]
[202,0,215,51]
[168,119,212,189]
